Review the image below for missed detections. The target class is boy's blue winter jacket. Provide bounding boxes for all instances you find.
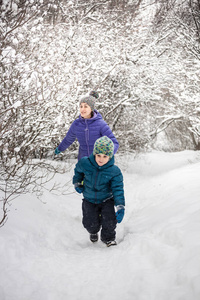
[57,110,119,160]
[73,154,125,207]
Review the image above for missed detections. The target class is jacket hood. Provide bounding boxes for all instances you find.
[89,153,115,170]
[78,110,102,123]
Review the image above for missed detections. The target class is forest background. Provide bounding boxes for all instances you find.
[1,0,200,225]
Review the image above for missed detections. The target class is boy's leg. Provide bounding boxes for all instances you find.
[100,198,117,243]
[82,199,101,234]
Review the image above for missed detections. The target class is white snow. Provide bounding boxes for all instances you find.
[12,101,21,109]
[0,150,200,300]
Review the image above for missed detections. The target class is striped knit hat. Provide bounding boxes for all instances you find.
[79,91,99,111]
[93,136,114,159]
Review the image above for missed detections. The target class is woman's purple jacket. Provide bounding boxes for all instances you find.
[57,110,119,160]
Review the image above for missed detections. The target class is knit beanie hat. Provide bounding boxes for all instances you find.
[79,91,99,111]
[93,136,114,159]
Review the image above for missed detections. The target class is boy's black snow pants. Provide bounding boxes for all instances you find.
[82,198,117,242]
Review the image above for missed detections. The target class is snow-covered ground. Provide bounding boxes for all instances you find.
[0,151,200,300]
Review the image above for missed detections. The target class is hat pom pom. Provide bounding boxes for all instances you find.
[89,91,99,99]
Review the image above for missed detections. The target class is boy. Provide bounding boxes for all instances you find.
[73,136,125,247]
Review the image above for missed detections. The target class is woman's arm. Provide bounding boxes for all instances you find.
[58,121,77,152]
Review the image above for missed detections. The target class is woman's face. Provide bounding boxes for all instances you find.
[80,103,92,119]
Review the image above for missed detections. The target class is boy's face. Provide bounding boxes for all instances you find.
[95,154,109,166]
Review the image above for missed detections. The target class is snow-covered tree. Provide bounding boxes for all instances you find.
[1,0,200,224]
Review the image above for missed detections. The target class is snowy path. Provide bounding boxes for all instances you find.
[0,151,200,300]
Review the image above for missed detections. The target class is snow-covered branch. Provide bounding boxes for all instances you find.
[150,115,185,137]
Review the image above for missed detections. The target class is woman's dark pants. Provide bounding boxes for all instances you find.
[82,198,117,242]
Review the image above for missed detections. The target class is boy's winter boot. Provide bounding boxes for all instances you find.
[101,240,117,247]
[105,240,117,247]
[90,233,98,243]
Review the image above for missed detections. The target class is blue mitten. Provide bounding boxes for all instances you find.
[74,183,84,194]
[116,206,125,223]
[55,147,61,155]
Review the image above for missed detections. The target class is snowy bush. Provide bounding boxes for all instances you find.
[1,0,200,224]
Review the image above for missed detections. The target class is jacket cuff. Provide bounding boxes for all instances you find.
[74,182,82,188]
[116,205,125,211]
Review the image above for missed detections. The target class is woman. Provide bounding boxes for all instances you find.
[54,91,119,160]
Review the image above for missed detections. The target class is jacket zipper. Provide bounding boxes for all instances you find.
[85,119,89,157]
[94,170,99,203]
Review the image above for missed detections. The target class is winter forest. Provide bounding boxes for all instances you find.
[1,1,200,299]
[1,0,200,225]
